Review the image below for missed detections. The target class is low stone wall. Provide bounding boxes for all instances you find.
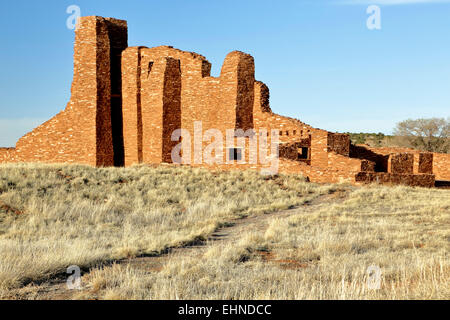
[350,145,389,172]
[388,153,414,174]
[0,148,16,163]
[328,152,373,173]
[355,172,435,188]
[278,159,358,184]
[364,146,450,181]
[433,153,450,181]
[418,153,433,174]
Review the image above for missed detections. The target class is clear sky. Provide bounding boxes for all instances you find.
[0,0,449,147]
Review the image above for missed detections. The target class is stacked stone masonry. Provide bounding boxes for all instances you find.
[1,16,448,188]
[360,146,450,182]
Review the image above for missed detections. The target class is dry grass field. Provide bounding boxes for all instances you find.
[0,163,448,299]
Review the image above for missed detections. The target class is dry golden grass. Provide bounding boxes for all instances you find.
[0,163,329,295]
[77,185,449,300]
[0,163,448,299]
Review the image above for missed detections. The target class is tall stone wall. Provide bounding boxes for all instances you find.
[0,15,444,189]
[1,16,127,166]
[123,47,262,166]
[121,47,143,166]
[310,130,329,168]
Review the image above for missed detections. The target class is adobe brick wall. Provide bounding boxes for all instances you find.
[0,15,442,189]
[121,47,143,166]
[328,133,350,156]
[1,16,127,166]
[253,81,314,144]
[388,153,414,174]
[277,159,358,184]
[364,146,450,181]
[328,152,373,173]
[122,46,258,166]
[350,145,389,172]
[418,153,433,174]
[433,153,450,181]
[310,129,329,168]
[279,140,311,161]
[355,172,435,188]
[0,148,17,162]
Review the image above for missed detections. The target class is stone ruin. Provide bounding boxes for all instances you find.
[1,16,449,187]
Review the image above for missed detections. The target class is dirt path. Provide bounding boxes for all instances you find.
[14,190,349,300]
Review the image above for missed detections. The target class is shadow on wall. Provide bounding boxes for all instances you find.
[350,144,389,172]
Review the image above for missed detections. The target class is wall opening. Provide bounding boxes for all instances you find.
[298,147,309,160]
[228,148,242,161]
[106,20,127,167]
[147,61,154,78]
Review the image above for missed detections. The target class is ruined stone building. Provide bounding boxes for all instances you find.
[1,16,449,187]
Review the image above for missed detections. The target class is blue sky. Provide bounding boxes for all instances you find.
[0,0,449,146]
